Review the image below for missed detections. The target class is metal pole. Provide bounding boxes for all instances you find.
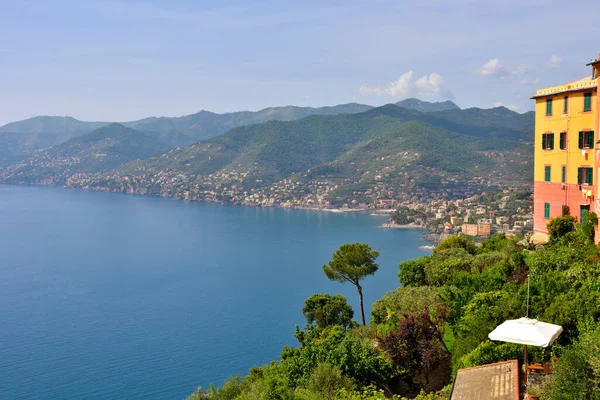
[524,344,529,393]
[527,274,530,318]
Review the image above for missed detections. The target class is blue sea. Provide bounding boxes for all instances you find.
[0,185,429,399]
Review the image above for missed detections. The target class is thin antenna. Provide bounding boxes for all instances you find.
[526,274,530,318]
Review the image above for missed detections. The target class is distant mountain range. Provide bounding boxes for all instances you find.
[0,99,534,206]
[394,98,459,112]
[0,124,171,184]
[0,103,376,165]
[0,99,526,165]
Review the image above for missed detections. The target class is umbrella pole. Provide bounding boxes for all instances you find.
[526,274,530,318]
[524,344,528,392]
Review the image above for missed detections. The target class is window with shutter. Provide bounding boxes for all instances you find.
[579,167,594,185]
[579,131,594,149]
[544,203,550,219]
[584,93,592,112]
[561,166,566,183]
[564,96,568,114]
[546,99,553,115]
[545,166,551,182]
[542,134,546,149]
[560,132,567,150]
[542,133,555,150]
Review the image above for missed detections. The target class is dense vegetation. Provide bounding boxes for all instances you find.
[0,103,534,206]
[0,103,376,153]
[187,213,600,399]
[393,99,458,113]
[0,124,172,184]
[46,104,534,202]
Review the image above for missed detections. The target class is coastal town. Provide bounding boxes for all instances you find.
[62,164,533,240]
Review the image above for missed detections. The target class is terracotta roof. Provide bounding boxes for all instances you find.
[451,360,520,400]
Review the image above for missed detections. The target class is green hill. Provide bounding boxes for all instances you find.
[55,104,532,204]
[427,106,535,142]
[395,98,459,112]
[0,116,107,135]
[0,123,170,184]
[0,104,375,159]
[123,103,375,143]
[0,131,65,167]
[0,102,531,165]
[0,117,112,165]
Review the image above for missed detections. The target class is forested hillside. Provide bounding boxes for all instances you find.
[186,218,600,399]
[0,103,375,155]
[0,124,171,184]
[46,104,533,206]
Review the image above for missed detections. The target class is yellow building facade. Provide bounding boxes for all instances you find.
[532,55,600,242]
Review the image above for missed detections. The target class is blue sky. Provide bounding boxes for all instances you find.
[1,0,599,125]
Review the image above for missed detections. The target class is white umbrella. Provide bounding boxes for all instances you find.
[487,276,563,394]
[488,317,563,347]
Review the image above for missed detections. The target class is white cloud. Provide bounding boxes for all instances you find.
[476,58,511,77]
[415,73,448,97]
[359,71,453,98]
[476,58,531,78]
[546,55,564,68]
[493,102,519,111]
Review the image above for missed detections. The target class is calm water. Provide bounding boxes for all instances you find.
[0,185,429,399]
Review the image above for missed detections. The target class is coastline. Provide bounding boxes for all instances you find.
[378,222,428,230]
[0,182,382,215]
[1,183,443,245]
[2,183,449,250]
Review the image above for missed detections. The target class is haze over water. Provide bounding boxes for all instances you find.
[0,185,428,399]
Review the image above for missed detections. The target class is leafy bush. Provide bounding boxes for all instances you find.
[378,309,450,391]
[302,363,354,400]
[455,341,522,371]
[371,286,443,325]
[470,251,506,273]
[398,257,429,287]
[302,293,355,330]
[542,323,600,400]
[425,248,473,286]
[547,215,576,243]
[281,326,392,389]
[433,236,477,255]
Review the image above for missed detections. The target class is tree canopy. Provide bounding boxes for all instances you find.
[323,243,380,325]
[302,293,355,330]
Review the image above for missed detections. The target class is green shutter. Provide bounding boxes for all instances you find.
[560,133,565,149]
[589,131,595,149]
[544,203,550,219]
[578,168,582,184]
[584,93,592,111]
[545,166,551,182]
[546,99,552,115]
[541,134,546,150]
[564,96,568,113]
[579,131,584,149]
[562,166,566,183]
[550,133,554,150]
[587,168,593,185]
